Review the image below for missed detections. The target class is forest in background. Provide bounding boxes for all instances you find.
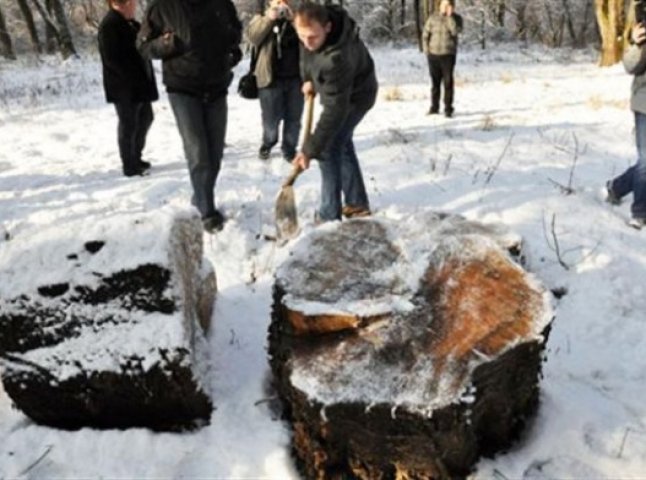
[0,0,634,65]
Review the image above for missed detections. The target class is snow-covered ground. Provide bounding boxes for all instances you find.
[1,44,645,479]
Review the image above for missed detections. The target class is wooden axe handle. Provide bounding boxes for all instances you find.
[303,92,315,143]
[282,94,315,188]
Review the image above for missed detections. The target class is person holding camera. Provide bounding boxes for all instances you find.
[291,2,377,222]
[606,22,646,229]
[422,0,462,118]
[138,0,242,233]
[247,0,303,162]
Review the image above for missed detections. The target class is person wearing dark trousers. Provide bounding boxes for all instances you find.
[98,0,158,177]
[422,0,462,118]
[247,0,303,162]
[606,22,646,229]
[292,2,377,223]
[138,0,242,233]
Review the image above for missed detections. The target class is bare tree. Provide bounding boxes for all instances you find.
[348,0,413,41]
[17,0,43,54]
[0,2,16,59]
[30,0,77,58]
[595,0,626,66]
[492,0,505,27]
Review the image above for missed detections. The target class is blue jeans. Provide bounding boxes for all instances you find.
[168,93,227,220]
[610,111,646,219]
[318,105,371,221]
[258,77,304,159]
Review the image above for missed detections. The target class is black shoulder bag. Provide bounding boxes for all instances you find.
[238,47,259,99]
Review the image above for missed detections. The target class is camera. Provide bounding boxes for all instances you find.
[275,4,289,19]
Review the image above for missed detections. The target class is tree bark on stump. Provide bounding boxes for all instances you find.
[269,214,553,480]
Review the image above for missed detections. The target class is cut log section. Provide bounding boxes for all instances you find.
[270,212,553,479]
[0,208,216,430]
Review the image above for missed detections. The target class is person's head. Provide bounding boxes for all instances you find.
[293,3,332,51]
[108,0,136,19]
[440,0,454,15]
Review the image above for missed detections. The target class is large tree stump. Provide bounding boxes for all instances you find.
[270,213,553,479]
[0,208,216,430]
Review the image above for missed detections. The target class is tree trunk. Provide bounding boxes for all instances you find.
[515,1,528,42]
[492,0,505,27]
[561,0,577,45]
[17,0,43,54]
[595,0,626,66]
[578,1,594,46]
[0,3,16,60]
[480,10,486,49]
[415,0,422,51]
[544,2,563,47]
[48,0,77,58]
[32,0,77,58]
[44,0,57,53]
[624,0,636,47]
[388,0,395,39]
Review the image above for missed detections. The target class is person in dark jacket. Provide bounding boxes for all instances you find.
[422,0,462,117]
[138,0,242,232]
[98,0,158,177]
[292,3,378,222]
[247,0,303,162]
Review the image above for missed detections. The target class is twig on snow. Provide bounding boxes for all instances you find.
[254,396,279,407]
[484,132,514,185]
[617,427,646,458]
[542,212,570,271]
[19,445,53,476]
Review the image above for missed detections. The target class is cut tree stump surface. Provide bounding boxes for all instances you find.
[270,212,553,479]
[0,207,216,430]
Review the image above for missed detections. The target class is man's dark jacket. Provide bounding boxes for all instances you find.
[138,0,242,100]
[300,7,378,160]
[98,9,159,103]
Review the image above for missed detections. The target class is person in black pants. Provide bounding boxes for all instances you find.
[98,0,158,177]
[422,0,462,118]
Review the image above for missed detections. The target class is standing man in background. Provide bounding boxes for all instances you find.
[247,0,304,163]
[138,0,242,233]
[292,2,378,223]
[422,0,462,118]
[98,0,158,177]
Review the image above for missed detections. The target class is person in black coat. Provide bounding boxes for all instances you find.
[138,0,242,233]
[98,0,159,177]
